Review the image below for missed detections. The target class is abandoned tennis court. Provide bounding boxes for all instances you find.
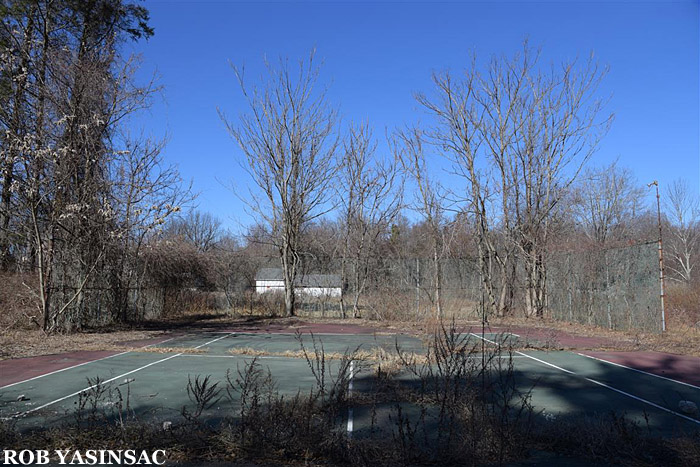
[1,323,699,439]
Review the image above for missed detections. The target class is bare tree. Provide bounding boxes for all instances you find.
[395,127,448,317]
[664,178,699,283]
[418,43,612,318]
[487,47,612,317]
[166,210,223,253]
[220,52,339,317]
[415,65,501,318]
[110,133,191,322]
[338,122,402,318]
[0,1,190,332]
[569,162,646,245]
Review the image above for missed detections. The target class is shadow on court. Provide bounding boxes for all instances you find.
[1,330,698,439]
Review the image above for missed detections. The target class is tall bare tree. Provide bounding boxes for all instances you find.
[221,52,339,317]
[110,133,191,322]
[664,178,699,283]
[415,61,502,318]
[338,122,402,318]
[395,127,448,317]
[418,43,612,318]
[486,47,612,317]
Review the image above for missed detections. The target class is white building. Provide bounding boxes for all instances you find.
[255,268,342,297]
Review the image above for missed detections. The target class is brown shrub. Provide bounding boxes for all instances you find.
[666,282,700,328]
[0,272,40,332]
[162,288,226,317]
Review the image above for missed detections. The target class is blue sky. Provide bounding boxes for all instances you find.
[126,0,699,234]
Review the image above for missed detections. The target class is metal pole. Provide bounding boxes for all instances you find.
[648,181,666,332]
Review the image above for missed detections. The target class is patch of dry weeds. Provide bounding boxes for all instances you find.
[492,316,700,357]
[0,329,170,360]
[131,346,206,355]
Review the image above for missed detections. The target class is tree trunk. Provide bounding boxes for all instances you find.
[433,241,442,318]
[524,250,546,318]
[477,238,498,318]
[352,261,363,318]
[339,257,347,319]
[284,278,295,317]
[497,279,508,318]
[281,245,296,317]
[496,257,516,317]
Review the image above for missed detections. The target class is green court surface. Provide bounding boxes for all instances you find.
[1,331,698,436]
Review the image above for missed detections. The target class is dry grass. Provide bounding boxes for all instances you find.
[489,315,700,357]
[0,307,241,360]
[530,413,700,467]
[5,314,698,362]
[666,282,700,328]
[306,313,700,357]
[131,346,206,354]
[227,346,427,375]
[3,313,699,362]
[0,329,170,360]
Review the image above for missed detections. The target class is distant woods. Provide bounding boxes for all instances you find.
[1,4,697,332]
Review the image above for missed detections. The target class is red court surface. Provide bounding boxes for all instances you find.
[579,350,700,387]
[0,335,178,387]
[0,350,120,387]
[3,323,697,392]
[460,325,619,349]
[0,326,389,388]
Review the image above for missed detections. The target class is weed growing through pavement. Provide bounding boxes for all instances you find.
[183,375,223,421]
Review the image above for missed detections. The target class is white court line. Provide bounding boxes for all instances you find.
[466,331,518,338]
[208,332,395,336]
[7,332,235,418]
[145,336,178,347]
[468,333,506,346]
[0,351,132,391]
[12,353,183,417]
[0,336,180,390]
[576,353,700,390]
[191,332,235,350]
[178,354,527,359]
[469,333,700,426]
[465,329,519,336]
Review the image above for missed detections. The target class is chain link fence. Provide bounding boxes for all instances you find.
[254,241,662,332]
[46,241,661,332]
[47,285,166,329]
[546,241,662,332]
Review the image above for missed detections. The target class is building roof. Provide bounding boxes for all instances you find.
[298,274,342,288]
[255,268,341,288]
[255,268,284,281]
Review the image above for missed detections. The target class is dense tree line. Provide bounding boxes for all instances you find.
[0,0,191,332]
[216,46,697,322]
[1,3,696,331]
